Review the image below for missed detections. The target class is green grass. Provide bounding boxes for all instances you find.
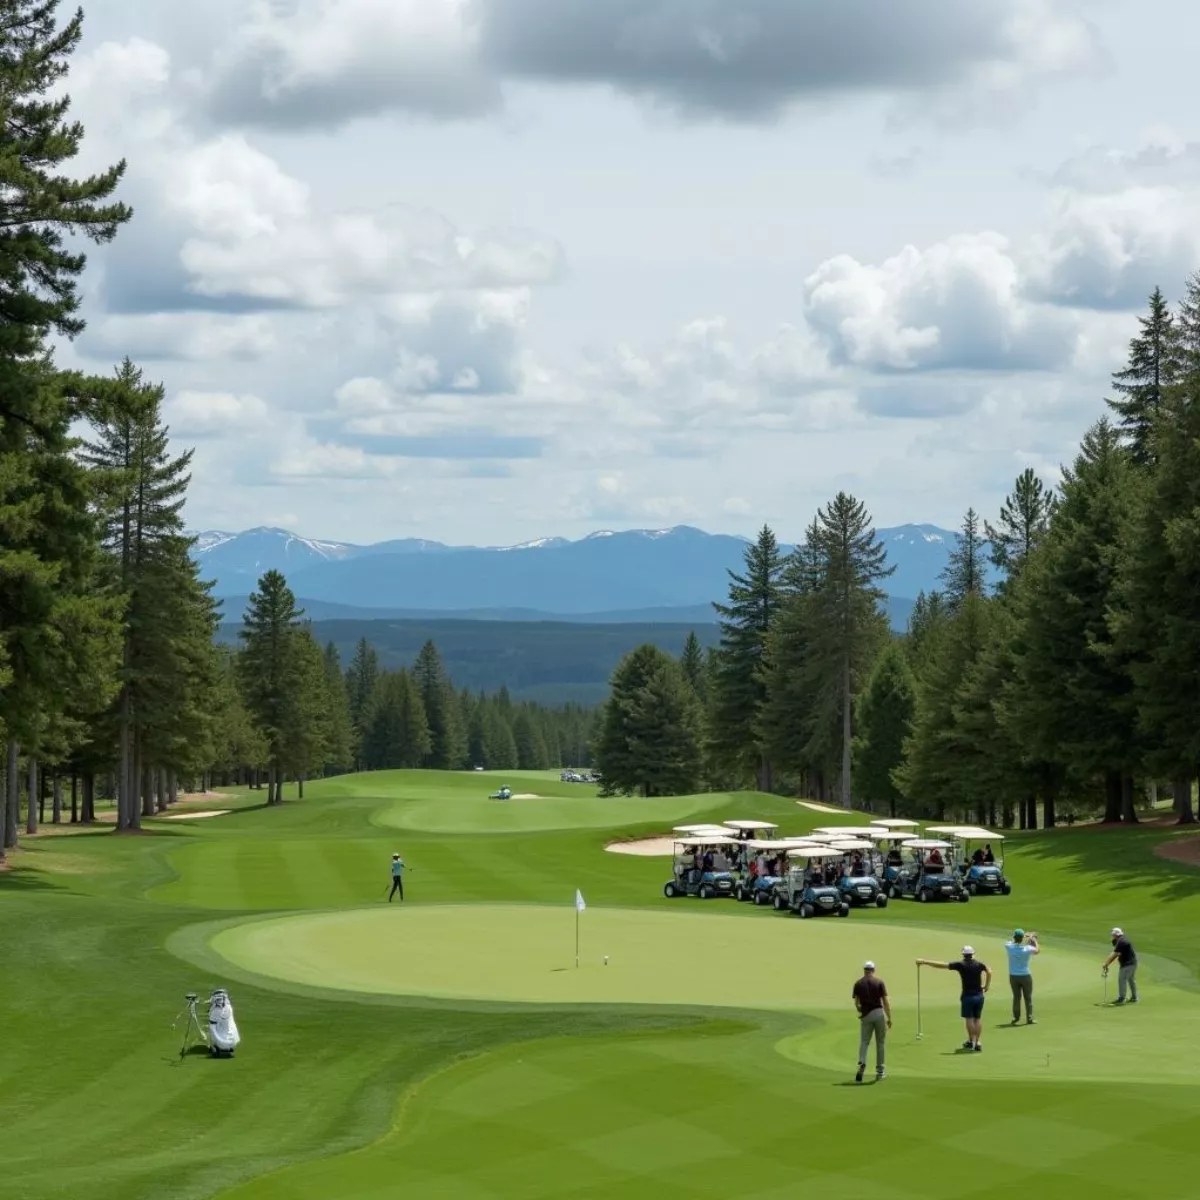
[2,769,1199,1199]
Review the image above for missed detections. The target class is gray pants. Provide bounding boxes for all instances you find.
[1118,963,1138,1001]
[1010,974,1033,1021]
[858,1008,887,1071]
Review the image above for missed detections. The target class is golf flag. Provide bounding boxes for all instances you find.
[575,888,586,912]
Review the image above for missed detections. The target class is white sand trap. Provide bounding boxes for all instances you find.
[162,810,230,820]
[796,800,848,813]
[605,836,675,856]
[510,793,541,800]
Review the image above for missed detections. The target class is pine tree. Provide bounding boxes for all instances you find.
[594,645,702,797]
[940,508,987,608]
[708,525,784,789]
[412,641,467,769]
[1107,287,1176,464]
[680,631,706,701]
[986,469,1056,585]
[480,703,518,770]
[852,642,915,816]
[282,628,331,796]
[904,590,950,676]
[238,571,304,804]
[513,709,549,770]
[321,642,354,774]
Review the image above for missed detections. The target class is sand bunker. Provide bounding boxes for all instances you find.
[795,800,847,814]
[1155,835,1200,866]
[605,836,675,856]
[162,810,230,820]
[510,793,541,800]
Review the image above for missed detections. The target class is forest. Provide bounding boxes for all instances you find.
[594,284,1200,828]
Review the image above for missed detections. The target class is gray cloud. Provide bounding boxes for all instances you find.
[313,423,544,459]
[209,0,1100,129]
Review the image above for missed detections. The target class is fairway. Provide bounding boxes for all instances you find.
[5,768,1200,1199]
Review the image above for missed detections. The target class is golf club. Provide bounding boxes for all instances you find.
[1103,966,1109,1004]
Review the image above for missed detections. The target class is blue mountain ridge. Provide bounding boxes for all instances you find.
[194,524,996,632]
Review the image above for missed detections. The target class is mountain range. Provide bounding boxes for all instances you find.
[196,523,993,631]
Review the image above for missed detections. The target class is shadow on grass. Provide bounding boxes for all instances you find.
[0,870,59,891]
[1013,825,1200,903]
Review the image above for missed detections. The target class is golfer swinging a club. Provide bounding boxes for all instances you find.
[916,946,991,1052]
[388,852,406,902]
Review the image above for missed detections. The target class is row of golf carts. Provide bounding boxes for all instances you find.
[662,819,1010,918]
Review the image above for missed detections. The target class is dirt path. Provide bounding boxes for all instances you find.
[1154,836,1200,866]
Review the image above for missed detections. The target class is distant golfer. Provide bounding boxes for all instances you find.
[916,946,991,1051]
[1006,929,1039,1024]
[388,853,405,902]
[852,960,891,1083]
[1102,927,1138,1004]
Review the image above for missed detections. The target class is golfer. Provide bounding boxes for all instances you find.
[916,946,991,1051]
[1006,929,1039,1024]
[1102,927,1138,1004]
[388,853,405,902]
[852,960,891,1082]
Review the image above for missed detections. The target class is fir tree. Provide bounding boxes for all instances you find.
[679,631,706,701]
[413,641,467,769]
[321,642,354,774]
[513,709,549,770]
[708,525,784,789]
[344,637,379,769]
[940,508,987,609]
[1107,287,1176,464]
[852,642,915,817]
[986,469,1056,586]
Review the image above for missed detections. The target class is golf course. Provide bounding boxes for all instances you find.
[3,770,1199,1199]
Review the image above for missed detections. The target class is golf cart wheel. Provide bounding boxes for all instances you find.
[888,885,900,900]
[772,894,786,911]
[968,882,978,895]
[838,904,850,917]
[699,884,713,900]
[663,882,677,898]
[917,889,929,903]
[799,903,814,919]
[735,886,746,902]
[875,894,888,908]
[1001,882,1012,895]
[753,890,765,906]
[958,891,970,903]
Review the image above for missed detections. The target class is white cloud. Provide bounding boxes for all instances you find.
[165,390,272,437]
[82,311,278,361]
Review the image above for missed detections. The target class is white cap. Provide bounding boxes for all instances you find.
[1111,927,1123,937]
[962,945,974,956]
[863,960,875,970]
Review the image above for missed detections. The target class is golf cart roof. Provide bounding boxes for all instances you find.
[810,825,858,835]
[870,818,921,828]
[860,827,916,841]
[674,835,738,847]
[723,819,780,831]
[673,824,733,834]
[787,845,837,859]
[826,838,873,850]
[904,839,952,850]
[744,839,794,851]
[956,828,1004,841]
[798,831,844,842]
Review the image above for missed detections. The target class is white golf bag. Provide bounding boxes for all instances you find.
[207,989,240,1056]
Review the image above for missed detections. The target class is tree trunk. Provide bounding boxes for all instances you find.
[298,771,305,800]
[2,740,18,855]
[840,653,852,809]
[26,757,38,836]
[70,774,78,824]
[267,763,277,806]
[118,686,133,830]
[1103,771,1122,823]
[1173,775,1195,824]
[156,769,168,813]
[128,741,142,830]
[1001,802,1014,829]
[169,772,178,808]
[141,763,155,818]
[1120,774,1138,824]
[82,774,96,824]
[52,774,62,824]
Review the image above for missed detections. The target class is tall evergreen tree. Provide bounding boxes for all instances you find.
[679,631,706,700]
[413,640,467,770]
[321,642,354,774]
[595,645,702,797]
[852,641,915,817]
[513,709,549,770]
[238,571,304,805]
[344,637,379,769]
[1107,287,1176,464]
[986,469,1056,586]
[708,526,784,789]
[940,508,987,609]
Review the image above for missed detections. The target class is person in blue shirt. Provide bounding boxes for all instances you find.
[388,853,405,902]
[1005,929,1039,1024]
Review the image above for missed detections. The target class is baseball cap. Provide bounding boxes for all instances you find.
[962,945,975,956]
[863,960,875,971]
[1013,928,1025,939]
[1111,927,1123,937]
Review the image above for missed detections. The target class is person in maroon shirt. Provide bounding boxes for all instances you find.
[852,960,892,1082]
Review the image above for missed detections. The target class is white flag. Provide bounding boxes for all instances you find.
[575,888,586,912]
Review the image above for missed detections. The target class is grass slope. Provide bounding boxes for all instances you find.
[1,769,1198,1199]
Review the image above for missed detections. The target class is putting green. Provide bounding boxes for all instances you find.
[210,903,1094,1011]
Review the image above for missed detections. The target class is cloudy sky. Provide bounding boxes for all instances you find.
[62,0,1200,545]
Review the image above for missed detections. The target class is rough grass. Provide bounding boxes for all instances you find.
[1,769,1198,1199]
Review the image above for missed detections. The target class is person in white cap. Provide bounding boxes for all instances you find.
[852,960,891,1082]
[916,946,992,1051]
[1102,928,1138,1003]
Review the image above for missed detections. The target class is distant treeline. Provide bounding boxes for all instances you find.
[216,616,722,706]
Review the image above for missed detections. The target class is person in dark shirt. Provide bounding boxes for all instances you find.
[916,946,992,1051]
[1102,927,1138,1004]
[851,960,892,1082]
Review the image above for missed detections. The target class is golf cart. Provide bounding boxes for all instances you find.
[774,846,851,918]
[930,827,1011,896]
[886,839,969,903]
[733,840,793,903]
[488,786,512,801]
[663,836,738,900]
[824,837,889,908]
[723,818,781,842]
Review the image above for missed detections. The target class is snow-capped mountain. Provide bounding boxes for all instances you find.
[192,522,983,629]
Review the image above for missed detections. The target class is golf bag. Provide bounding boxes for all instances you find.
[207,989,240,1057]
